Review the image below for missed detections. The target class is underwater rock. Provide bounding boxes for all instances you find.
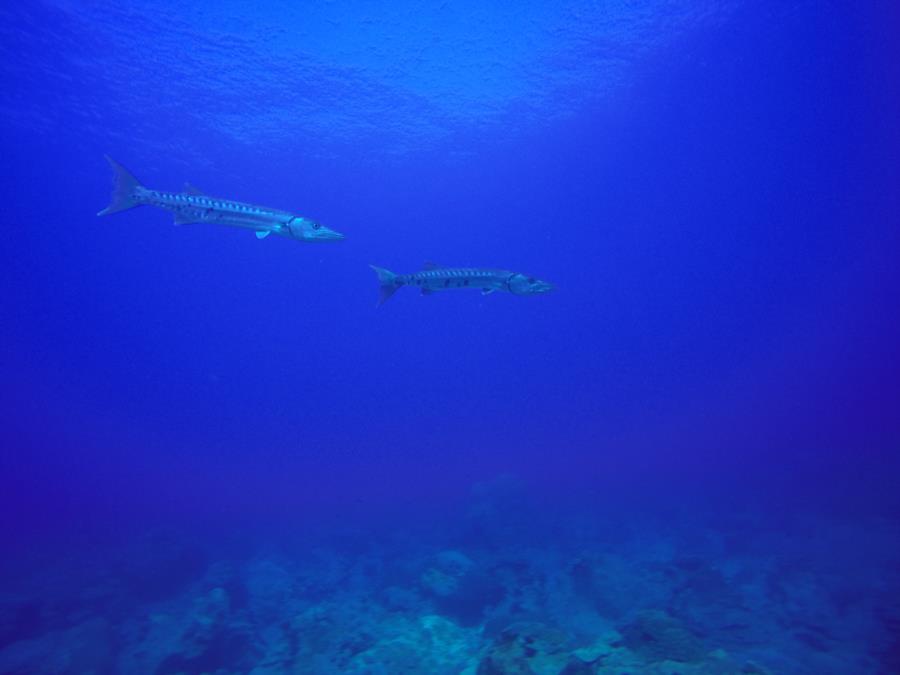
[0,617,113,675]
[436,569,506,626]
[477,621,571,675]
[422,566,462,597]
[437,550,477,575]
[558,658,595,674]
[619,609,705,663]
[738,659,776,674]
[570,554,670,620]
[570,628,621,664]
[668,561,757,648]
[301,548,352,600]
[116,582,255,674]
[421,550,505,625]
[421,550,476,597]
[382,585,425,612]
[290,600,381,673]
[245,557,300,625]
[189,586,231,639]
[345,614,477,674]
[152,587,257,675]
[155,627,257,675]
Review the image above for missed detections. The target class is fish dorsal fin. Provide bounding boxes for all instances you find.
[422,261,443,271]
[184,183,207,196]
[255,230,270,239]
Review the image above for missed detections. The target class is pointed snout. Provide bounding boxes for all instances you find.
[316,225,345,241]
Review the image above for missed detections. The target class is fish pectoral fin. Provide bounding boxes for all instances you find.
[173,211,198,225]
[255,230,271,239]
[184,183,207,196]
[481,288,496,295]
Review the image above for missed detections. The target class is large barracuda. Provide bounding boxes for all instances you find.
[370,262,554,306]
[97,156,344,242]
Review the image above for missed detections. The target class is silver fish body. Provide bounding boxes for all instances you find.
[370,263,554,306]
[97,156,344,242]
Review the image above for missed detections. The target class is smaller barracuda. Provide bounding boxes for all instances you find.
[370,262,554,306]
[97,156,344,242]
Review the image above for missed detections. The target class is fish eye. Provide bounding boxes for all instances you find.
[312,222,321,230]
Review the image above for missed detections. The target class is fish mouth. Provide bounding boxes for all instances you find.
[534,281,555,293]
[315,227,345,241]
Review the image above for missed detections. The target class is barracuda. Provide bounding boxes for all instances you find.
[97,156,344,242]
[370,262,554,306]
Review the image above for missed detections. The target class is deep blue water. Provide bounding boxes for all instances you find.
[1,1,899,673]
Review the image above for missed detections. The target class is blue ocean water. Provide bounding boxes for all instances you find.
[1,1,899,673]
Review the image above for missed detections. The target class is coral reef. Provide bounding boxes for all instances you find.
[620,609,705,663]
[477,621,571,674]
[0,508,896,674]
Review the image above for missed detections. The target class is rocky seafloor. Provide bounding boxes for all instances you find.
[2,492,898,674]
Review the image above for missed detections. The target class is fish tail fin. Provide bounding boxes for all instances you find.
[370,265,400,306]
[97,155,144,216]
